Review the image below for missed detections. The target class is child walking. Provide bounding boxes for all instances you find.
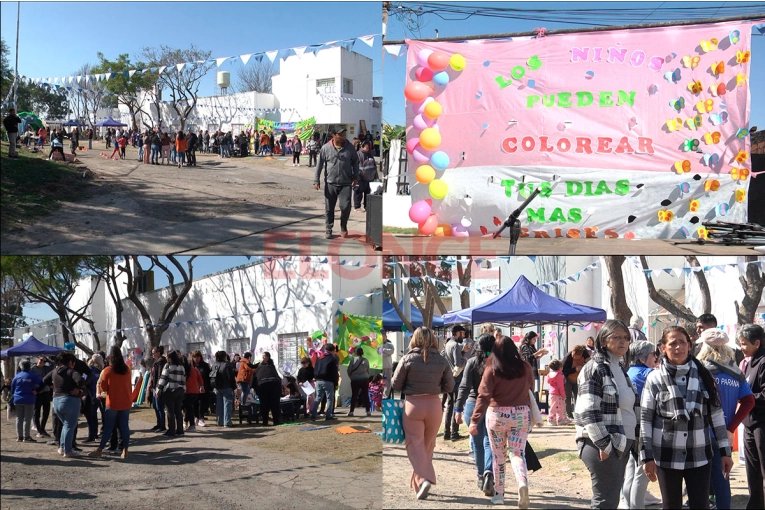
[546,359,570,425]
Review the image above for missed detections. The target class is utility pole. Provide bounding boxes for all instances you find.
[13,1,20,108]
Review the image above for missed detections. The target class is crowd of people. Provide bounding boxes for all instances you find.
[389,317,765,510]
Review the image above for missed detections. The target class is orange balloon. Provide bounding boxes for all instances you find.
[418,214,439,235]
[434,224,452,236]
[427,52,450,71]
[404,81,431,102]
[415,165,436,184]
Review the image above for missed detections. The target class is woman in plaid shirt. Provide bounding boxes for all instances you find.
[575,319,639,509]
[640,326,732,510]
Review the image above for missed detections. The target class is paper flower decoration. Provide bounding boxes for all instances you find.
[698,227,709,239]
[736,50,751,64]
[730,167,750,181]
[689,199,700,212]
[682,55,700,68]
[734,151,749,163]
[703,131,721,144]
[702,153,720,166]
[700,38,719,52]
[686,115,703,130]
[658,210,674,222]
[674,160,691,174]
[664,68,681,83]
[666,118,683,132]
[670,97,685,112]
[696,99,714,113]
[704,179,721,192]
[709,83,727,97]
[735,189,746,202]
[683,139,699,152]
[709,112,728,126]
[687,80,703,95]
[710,61,725,75]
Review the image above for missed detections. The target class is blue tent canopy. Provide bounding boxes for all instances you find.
[63,119,85,126]
[383,300,445,331]
[95,117,127,127]
[442,275,607,326]
[1,335,63,357]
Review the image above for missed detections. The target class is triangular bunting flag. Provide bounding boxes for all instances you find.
[265,50,278,63]
[240,54,253,65]
[216,57,229,67]
[384,45,403,59]
[359,35,376,47]
[176,63,185,72]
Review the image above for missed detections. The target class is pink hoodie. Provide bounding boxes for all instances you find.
[547,370,566,396]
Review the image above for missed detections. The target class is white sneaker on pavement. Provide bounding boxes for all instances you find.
[491,494,504,505]
[416,480,431,500]
[518,486,529,509]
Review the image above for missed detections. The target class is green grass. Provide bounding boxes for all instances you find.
[1,143,94,229]
[383,226,419,235]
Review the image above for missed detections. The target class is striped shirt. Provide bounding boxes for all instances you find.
[157,363,186,392]
[574,352,639,457]
[640,362,731,469]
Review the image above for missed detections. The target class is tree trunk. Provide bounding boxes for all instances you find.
[685,256,711,315]
[639,256,700,333]
[604,256,633,324]
[735,257,765,326]
[457,258,473,309]
[383,280,414,333]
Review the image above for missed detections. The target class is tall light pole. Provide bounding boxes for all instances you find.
[13,1,20,108]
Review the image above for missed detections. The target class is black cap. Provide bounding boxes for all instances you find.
[331,125,347,135]
[451,325,466,335]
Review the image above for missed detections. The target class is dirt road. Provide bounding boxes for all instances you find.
[1,406,381,510]
[1,146,375,255]
[383,421,752,509]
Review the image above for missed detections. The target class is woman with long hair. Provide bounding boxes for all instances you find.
[470,336,534,507]
[575,320,639,509]
[51,353,87,457]
[89,345,132,458]
[391,327,455,500]
[455,333,496,497]
[183,353,204,433]
[157,350,186,437]
[640,326,732,509]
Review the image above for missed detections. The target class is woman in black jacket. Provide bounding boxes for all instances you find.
[51,353,87,457]
[297,357,315,419]
[254,352,282,426]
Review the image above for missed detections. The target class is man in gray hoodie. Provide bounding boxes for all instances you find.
[314,126,359,239]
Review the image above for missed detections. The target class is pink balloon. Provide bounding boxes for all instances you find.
[418,214,439,235]
[412,146,433,164]
[417,49,434,68]
[451,224,469,237]
[409,200,432,224]
[415,67,434,82]
[406,137,420,154]
[410,97,434,115]
[412,114,434,130]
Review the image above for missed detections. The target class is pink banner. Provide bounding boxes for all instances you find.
[403,20,757,240]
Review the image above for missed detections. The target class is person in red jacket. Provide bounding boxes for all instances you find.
[175,131,188,168]
[182,353,204,432]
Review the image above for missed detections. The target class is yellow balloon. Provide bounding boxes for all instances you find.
[434,224,452,236]
[415,165,436,184]
[450,53,466,71]
[423,101,442,119]
[419,128,441,151]
[429,178,448,200]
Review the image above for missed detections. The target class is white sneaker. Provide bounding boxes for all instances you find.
[198,418,205,427]
[618,496,629,509]
[645,492,662,505]
[57,447,64,455]
[416,480,431,500]
[491,494,504,505]
[518,486,529,509]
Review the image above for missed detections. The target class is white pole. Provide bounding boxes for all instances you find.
[13,2,20,107]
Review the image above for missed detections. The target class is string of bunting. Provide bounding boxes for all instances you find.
[11,34,379,96]
[628,257,763,278]
[3,290,383,342]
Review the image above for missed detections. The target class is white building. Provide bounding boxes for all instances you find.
[116,47,381,137]
[24,257,382,401]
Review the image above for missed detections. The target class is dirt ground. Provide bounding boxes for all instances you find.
[0,403,381,510]
[383,418,753,509]
[1,143,373,254]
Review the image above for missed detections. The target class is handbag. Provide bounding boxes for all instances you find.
[382,399,406,444]
[528,390,544,427]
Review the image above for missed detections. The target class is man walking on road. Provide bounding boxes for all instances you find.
[3,108,22,158]
[314,126,359,239]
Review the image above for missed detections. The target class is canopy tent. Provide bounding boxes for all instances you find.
[383,300,445,331]
[62,119,85,126]
[1,335,63,358]
[18,111,43,131]
[442,275,607,326]
[95,117,127,127]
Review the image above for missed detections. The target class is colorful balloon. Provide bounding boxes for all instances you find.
[430,151,450,170]
[416,49,434,68]
[415,67,434,82]
[433,71,450,86]
[408,199,432,224]
[405,137,420,154]
[427,51,450,71]
[451,224,470,237]
[418,214,439,235]
[404,81,431,102]
[419,127,441,150]
[412,97,434,115]
[423,101,442,119]
[429,178,448,200]
[411,146,433,164]
[450,54,466,71]
[415,165,436,184]
[412,114,434,130]
[434,224,452,236]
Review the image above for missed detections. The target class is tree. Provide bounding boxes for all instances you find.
[1,256,104,355]
[96,53,158,131]
[604,256,634,324]
[140,45,214,131]
[1,275,26,378]
[735,256,765,327]
[120,256,196,352]
[231,59,277,94]
[383,256,451,330]
[382,123,405,152]
[1,38,13,105]
[83,256,128,348]
[67,64,108,131]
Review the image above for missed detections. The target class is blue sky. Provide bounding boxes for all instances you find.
[1,1,382,98]
[382,1,765,128]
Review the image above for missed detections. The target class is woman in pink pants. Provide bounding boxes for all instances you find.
[391,327,455,500]
[470,336,534,507]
